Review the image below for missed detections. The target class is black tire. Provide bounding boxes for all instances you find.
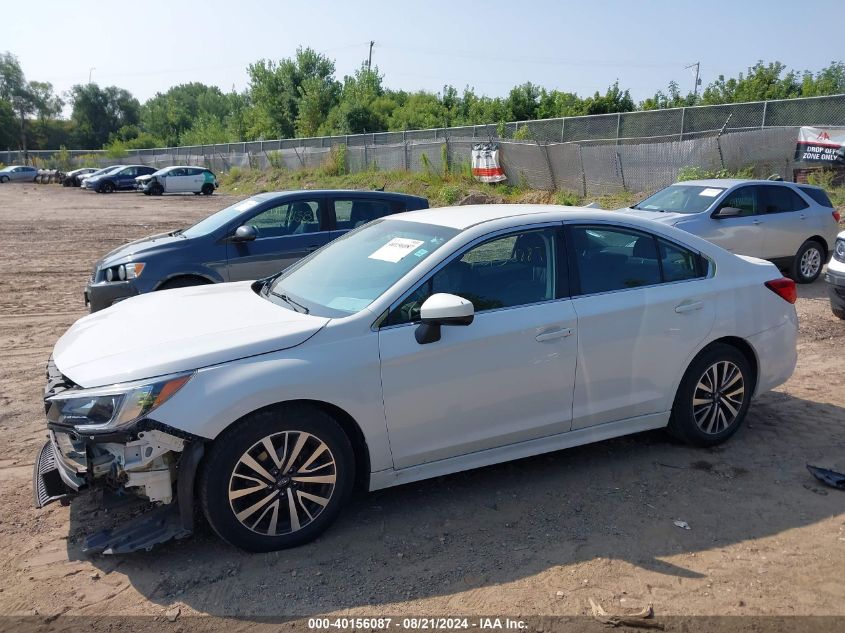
[201,183,214,196]
[790,240,824,284]
[100,181,115,194]
[193,191,201,196]
[667,343,753,447]
[198,404,355,552]
[157,276,210,291]
[0,176,8,183]
[833,306,845,320]
[150,183,164,196]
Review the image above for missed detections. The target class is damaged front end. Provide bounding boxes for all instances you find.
[33,358,204,554]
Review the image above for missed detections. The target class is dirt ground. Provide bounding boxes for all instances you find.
[0,184,843,626]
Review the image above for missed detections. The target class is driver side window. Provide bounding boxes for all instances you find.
[387,228,558,326]
[247,200,321,238]
[718,186,757,217]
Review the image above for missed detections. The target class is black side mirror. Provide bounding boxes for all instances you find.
[233,225,258,242]
[715,206,743,218]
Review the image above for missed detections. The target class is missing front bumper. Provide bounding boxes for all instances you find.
[33,440,76,508]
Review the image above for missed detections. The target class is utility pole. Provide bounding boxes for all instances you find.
[367,41,375,70]
[685,62,701,100]
[88,67,95,84]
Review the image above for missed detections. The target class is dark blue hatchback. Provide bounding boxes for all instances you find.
[84,189,429,312]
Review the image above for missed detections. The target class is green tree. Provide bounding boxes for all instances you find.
[70,83,140,149]
[582,81,635,115]
[388,92,448,131]
[640,81,697,110]
[0,52,63,151]
[141,82,232,146]
[247,47,339,139]
[0,98,16,150]
[506,82,541,121]
[702,61,801,105]
[800,61,845,97]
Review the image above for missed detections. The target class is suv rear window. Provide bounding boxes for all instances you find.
[798,186,833,208]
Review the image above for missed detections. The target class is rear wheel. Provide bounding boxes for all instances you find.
[668,343,753,447]
[791,240,824,284]
[199,405,354,552]
[201,183,214,196]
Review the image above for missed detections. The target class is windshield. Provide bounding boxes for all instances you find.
[267,219,460,317]
[633,184,726,214]
[182,197,264,238]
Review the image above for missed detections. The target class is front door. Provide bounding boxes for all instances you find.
[566,224,716,429]
[378,226,578,469]
[226,197,329,281]
[678,185,764,258]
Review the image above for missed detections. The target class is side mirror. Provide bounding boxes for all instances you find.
[415,293,474,344]
[233,225,258,242]
[715,206,743,218]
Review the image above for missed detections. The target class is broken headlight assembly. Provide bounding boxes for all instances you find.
[46,372,192,432]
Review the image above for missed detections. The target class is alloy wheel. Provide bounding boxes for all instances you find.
[228,430,337,536]
[692,361,745,434]
[800,247,821,279]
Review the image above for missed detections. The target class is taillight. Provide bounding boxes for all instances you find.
[833,210,841,223]
[765,278,797,304]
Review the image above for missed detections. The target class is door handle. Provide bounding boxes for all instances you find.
[535,327,573,342]
[674,301,704,314]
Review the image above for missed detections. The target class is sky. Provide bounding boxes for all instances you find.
[2,0,844,110]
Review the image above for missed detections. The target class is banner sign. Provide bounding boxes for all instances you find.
[794,127,845,164]
[471,143,507,183]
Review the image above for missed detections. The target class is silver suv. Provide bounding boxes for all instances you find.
[620,179,841,283]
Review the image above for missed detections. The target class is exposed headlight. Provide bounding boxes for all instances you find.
[46,372,192,432]
[835,239,845,262]
[103,262,145,282]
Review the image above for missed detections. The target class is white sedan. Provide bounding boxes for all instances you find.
[34,205,798,553]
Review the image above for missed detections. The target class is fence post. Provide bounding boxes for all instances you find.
[578,144,587,197]
[679,107,686,141]
[540,141,557,191]
[615,113,621,146]
[616,151,626,191]
[761,101,768,129]
[561,117,565,143]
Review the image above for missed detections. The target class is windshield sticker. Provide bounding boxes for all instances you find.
[368,238,425,263]
[414,248,429,258]
[699,188,723,197]
[233,199,260,212]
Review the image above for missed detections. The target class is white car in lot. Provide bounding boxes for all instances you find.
[34,205,798,553]
[136,165,217,196]
[620,179,841,283]
[825,231,845,319]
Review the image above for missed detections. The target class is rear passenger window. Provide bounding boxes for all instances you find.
[659,239,705,282]
[334,199,395,230]
[761,185,808,213]
[798,186,833,208]
[571,226,661,294]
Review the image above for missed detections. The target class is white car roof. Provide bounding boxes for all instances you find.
[392,204,670,231]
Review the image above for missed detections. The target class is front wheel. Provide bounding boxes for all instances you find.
[791,240,824,284]
[100,181,115,194]
[199,405,355,552]
[668,344,753,447]
[149,183,164,196]
[0,176,8,183]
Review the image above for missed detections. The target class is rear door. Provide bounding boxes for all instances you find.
[756,184,811,260]
[226,196,330,280]
[566,223,715,429]
[114,166,138,190]
[185,168,205,192]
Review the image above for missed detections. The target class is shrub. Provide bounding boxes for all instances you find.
[266,151,284,169]
[555,189,582,206]
[677,165,754,182]
[320,144,347,177]
[228,166,243,182]
[438,184,462,205]
[806,169,836,190]
[513,125,532,141]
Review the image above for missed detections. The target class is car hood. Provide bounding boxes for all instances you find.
[96,231,186,267]
[53,281,329,387]
[617,208,689,224]
[135,174,153,182]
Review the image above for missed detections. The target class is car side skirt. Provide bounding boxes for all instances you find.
[368,411,669,491]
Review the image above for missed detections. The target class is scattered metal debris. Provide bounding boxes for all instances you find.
[807,465,845,491]
[589,598,663,629]
[673,520,691,530]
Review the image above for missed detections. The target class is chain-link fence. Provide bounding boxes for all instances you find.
[4,94,843,197]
